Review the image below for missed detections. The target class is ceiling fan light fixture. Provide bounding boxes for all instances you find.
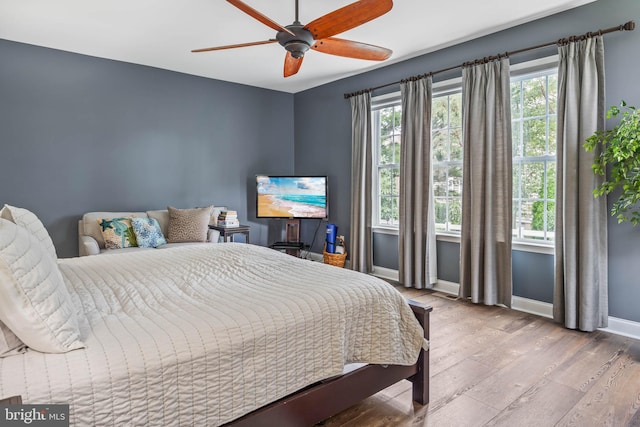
[285,42,309,58]
[276,25,315,59]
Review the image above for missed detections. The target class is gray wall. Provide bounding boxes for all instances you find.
[0,40,294,257]
[294,0,640,322]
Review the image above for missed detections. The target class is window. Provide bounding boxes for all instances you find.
[432,90,463,233]
[511,69,557,242]
[372,101,402,226]
[370,58,558,245]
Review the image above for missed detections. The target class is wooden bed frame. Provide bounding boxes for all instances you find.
[226,300,432,427]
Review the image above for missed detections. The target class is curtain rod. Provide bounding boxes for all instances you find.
[344,20,635,99]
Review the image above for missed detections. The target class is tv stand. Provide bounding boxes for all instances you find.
[285,219,300,243]
[270,241,304,250]
[284,219,300,256]
[268,219,305,257]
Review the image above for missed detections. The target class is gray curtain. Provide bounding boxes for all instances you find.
[459,58,513,307]
[399,77,437,288]
[349,92,373,273]
[554,36,608,331]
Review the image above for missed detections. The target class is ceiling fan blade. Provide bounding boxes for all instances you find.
[312,38,392,60]
[284,52,304,77]
[304,0,393,40]
[227,0,295,36]
[191,39,277,53]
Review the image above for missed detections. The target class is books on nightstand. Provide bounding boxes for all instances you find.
[217,210,239,227]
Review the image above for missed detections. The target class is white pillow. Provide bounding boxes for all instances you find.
[0,218,84,353]
[1,204,58,259]
[0,321,26,358]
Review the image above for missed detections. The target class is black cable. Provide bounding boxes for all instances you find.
[302,219,323,260]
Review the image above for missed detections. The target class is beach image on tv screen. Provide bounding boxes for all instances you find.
[257,176,327,218]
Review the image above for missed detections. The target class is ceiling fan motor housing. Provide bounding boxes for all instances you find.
[277,24,315,58]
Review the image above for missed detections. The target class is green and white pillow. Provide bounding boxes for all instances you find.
[97,218,138,249]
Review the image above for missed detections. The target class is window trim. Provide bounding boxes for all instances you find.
[369,229,555,255]
[511,59,558,246]
[371,100,402,227]
[432,86,463,234]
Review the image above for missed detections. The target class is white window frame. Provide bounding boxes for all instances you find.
[372,92,402,231]
[510,56,558,252]
[431,79,463,236]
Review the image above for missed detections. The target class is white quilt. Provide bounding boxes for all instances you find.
[0,244,425,426]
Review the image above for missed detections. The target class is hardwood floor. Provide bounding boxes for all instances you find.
[319,286,640,427]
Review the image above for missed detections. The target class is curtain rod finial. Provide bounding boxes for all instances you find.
[624,21,635,31]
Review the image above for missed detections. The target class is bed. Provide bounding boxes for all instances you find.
[0,222,431,426]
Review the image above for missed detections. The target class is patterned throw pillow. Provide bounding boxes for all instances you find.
[131,217,167,248]
[167,206,213,243]
[97,218,138,249]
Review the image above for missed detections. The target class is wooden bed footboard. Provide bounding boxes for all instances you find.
[226,300,432,427]
[408,299,432,404]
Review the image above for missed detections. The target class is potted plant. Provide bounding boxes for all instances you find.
[584,101,640,225]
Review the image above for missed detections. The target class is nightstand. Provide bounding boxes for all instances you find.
[209,224,250,243]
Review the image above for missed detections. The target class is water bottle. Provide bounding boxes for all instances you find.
[326,224,338,253]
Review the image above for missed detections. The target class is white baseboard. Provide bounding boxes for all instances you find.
[600,317,640,341]
[511,296,553,318]
[371,266,399,282]
[432,280,459,295]
[370,267,460,295]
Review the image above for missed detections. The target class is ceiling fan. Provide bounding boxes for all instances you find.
[192,0,393,77]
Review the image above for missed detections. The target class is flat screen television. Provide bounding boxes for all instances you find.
[256,175,328,219]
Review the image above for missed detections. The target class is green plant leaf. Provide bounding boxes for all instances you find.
[586,102,640,225]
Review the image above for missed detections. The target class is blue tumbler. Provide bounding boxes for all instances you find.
[326,224,338,253]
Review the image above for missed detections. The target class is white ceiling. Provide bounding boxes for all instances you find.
[0,0,596,93]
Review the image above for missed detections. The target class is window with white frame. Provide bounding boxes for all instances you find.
[370,58,558,245]
[432,90,463,233]
[372,100,402,226]
[511,68,558,242]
